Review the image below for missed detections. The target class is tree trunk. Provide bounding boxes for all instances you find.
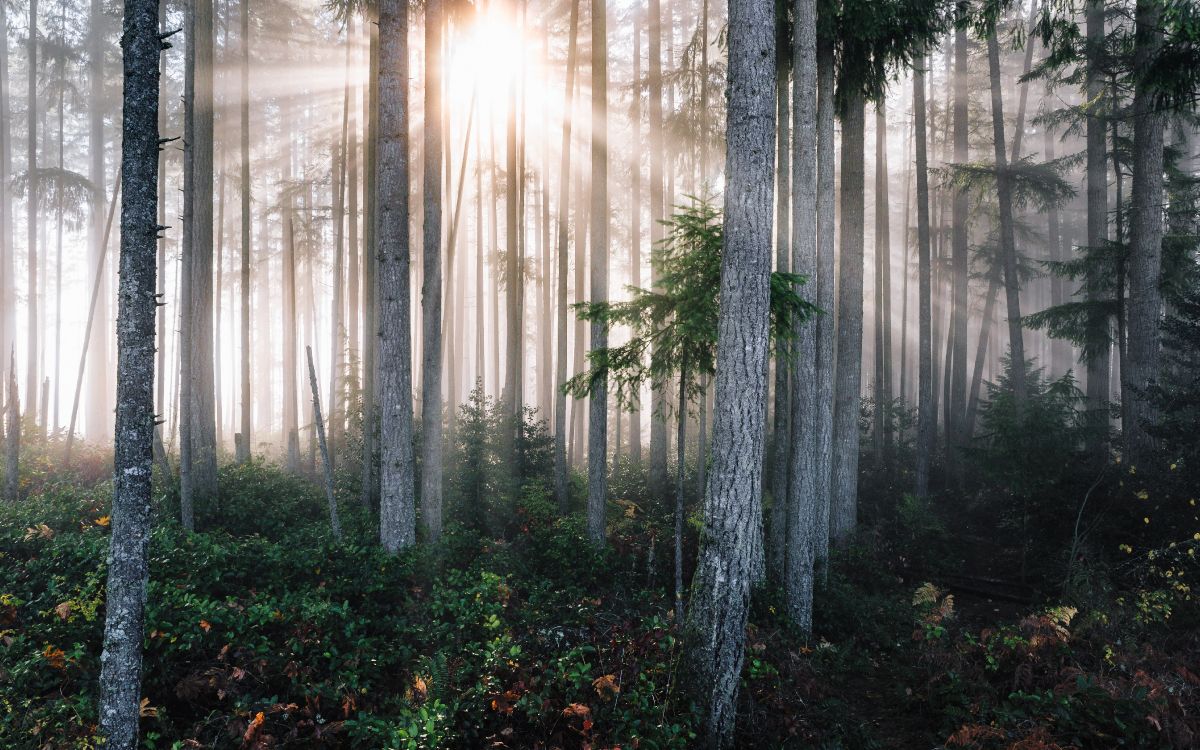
[306,346,342,540]
[986,29,1028,412]
[830,92,864,545]
[586,0,610,544]
[97,1,159,740]
[0,0,13,377]
[5,355,18,502]
[872,102,892,464]
[554,0,581,512]
[26,0,39,432]
[237,0,252,462]
[377,0,415,553]
[674,371,687,623]
[1125,0,1165,462]
[360,7,380,509]
[948,26,969,476]
[421,0,445,543]
[647,0,668,497]
[684,0,774,741]
[629,10,643,465]
[769,19,790,580]
[914,49,934,499]
[813,34,835,575]
[189,0,219,501]
[784,0,816,629]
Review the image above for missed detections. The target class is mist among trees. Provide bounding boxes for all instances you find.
[1,0,1198,746]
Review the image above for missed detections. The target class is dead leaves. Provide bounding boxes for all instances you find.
[591,673,620,700]
[23,524,54,541]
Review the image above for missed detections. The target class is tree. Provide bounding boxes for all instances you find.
[1125,0,1165,461]
[914,47,934,500]
[97,0,161,739]
[1083,0,1110,456]
[647,0,668,497]
[554,0,582,513]
[0,0,13,371]
[567,199,812,631]
[4,353,17,503]
[26,0,39,431]
[586,0,610,544]
[377,0,415,553]
[784,0,817,629]
[86,0,110,443]
[421,0,445,543]
[237,0,252,463]
[684,0,776,741]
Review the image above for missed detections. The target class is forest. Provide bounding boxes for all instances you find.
[0,0,1199,746]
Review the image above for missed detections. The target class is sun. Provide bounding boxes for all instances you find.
[444,2,551,144]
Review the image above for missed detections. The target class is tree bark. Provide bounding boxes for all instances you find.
[377,0,416,553]
[914,50,934,499]
[769,14,790,580]
[587,0,610,544]
[986,30,1028,412]
[98,0,159,740]
[1125,0,1165,462]
[421,0,445,543]
[684,0,775,740]
[0,0,13,376]
[948,26,969,474]
[306,346,342,540]
[647,0,668,497]
[830,92,865,545]
[813,34,835,574]
[25,0,39,431]
[5,355,18,502]
[554,0,581,512]
[784,0,816,630]
[237,0,252,463]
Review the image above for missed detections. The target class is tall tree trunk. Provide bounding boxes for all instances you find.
[586,0,610,544]
[914,49,934,499]
[554,0,581,512]
[377,0,415,552]
[189,0,219,501]
[783,0,816,630]
[948,26,969,475]
[306,346,342,540]
[647,0,668,497]
[180,0,197,529]
[25,0,39,431]
[872,102,892,463]
[812,34,835,574]
[629,9,642,465]
[237,0,251,462]
[1124,0,1164,462]
[830,92,864,546]
[503,4,522,424]
[674,371,686,623]
[97,0,159,739]
[0,0,13,376]
[769,14,790,580]
[986,29,1028,412]
[5,355,18,501]
[52,31,64,432]
[360,6,380,509]
[1083,0,1109,452]
[420,0,445,543]
[685,0,775,740]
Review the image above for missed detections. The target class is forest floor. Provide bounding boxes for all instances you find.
[2,454,1198,749]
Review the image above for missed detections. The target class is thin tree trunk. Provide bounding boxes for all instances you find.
[420,0,445,543]
[784,0,816,630]
[769,20,791,579]
[674,371,686,623]
[0,0,14,378]
[647,0,668,496]
[97,1,159,739]
[830,92,865,545]
[360,6,380,509]
[948,26,969,476]
[5,354,18,501]
[377,0,415,552]
[26,0,39,431]
[1085,3,1112,430]
[872,102,891,463]
[629,9,642,465]
[1125,0,1164,462]
[306,346,342,540]
[237,0,252,462]
[685,0,775,740]
[554,0,581,512]
[586,0,610,544]
[986,29,1028,412]
[812,34,835,575]
[914,48,934,499]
